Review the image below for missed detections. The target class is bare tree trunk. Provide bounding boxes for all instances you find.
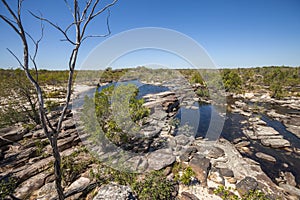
[1,1,118,199]
[51,135,64,200]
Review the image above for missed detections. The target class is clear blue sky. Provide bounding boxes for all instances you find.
[0,0,300,69]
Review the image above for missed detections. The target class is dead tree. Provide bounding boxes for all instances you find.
[0,0,118,199]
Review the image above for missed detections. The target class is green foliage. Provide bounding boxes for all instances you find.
[60,147,92,186]
[46,90,63,98]
[189,72,204,84]
[0,68,40,127]
[222,69,243,92]
[270,83,284,99]
[131,170,175,200]
[243,190,269,200]
[172,163,195,185]
[213,185,270,200]
[196,88,209,97]
[45,100,60,112]
[214,185,239,200]
[0,176,17,199]
[82,84,149,146]
[179,166,195,185]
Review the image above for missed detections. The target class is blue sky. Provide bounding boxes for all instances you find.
[0,0,300,69]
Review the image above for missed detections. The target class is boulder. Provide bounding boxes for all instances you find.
[15,156,53,183]
[14,172,49,199]
[65,177,90,196]
[93,183,136,200]
[279,183,300,198]
[30,182,57,200]
[255,126,280,137]
[261,138,290,148]
[179,147,197,162]
[147,149,175,171]
[208,168,225,185]
[236,176,258,196]
[283,172,297,187]
[255,152,276,163]
[188,155,211,185]
[0,126,28,146]
[206,147,224,159]
[235,141,250,148]
[219,168,234,178]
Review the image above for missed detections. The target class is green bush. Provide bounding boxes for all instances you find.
[82,84,150,146]
[131,170,175,200]
[45,100,60,112]
[0,176,17,199]
[214,185,270,200]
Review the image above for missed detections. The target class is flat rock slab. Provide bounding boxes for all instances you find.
[189,154,211,185]
[261,138,291,148]
[147,149,175,171]
[255,152,276,163]
[255,126,280,136]
[236,176,258,196]
[93,183,136,200]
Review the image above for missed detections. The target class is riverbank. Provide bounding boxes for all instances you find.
[1,79,300,199]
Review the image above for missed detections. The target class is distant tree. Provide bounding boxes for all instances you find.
[222,69,242,92]
[0,0,118,199]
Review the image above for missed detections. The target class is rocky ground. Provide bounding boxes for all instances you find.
[1,81,300,199]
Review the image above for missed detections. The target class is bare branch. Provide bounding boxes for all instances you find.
[7,48,24,68]
[0,15,20,35]
[82,9,111,42]
[1,0,19,24]
[91,0,118,19]
[63,0,75,18]
[30,11,77,45]
[80,0,118,41]
[80,0,93,21]
[45,114,56,133]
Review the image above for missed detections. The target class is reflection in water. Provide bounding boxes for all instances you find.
[176,101,300,186]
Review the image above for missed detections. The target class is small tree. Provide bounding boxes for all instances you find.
[0,0,118,199]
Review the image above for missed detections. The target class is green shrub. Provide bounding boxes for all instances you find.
[0,176,17,199]
[82,84,150,146]
[131,170,175,200]
[214,185,270,200]
[45,100,60,112]
[179,166,195,185]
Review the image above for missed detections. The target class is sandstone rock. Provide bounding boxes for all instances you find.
[283,172,297,187]
[236,176,258,196]
[179,147,197,162]
[189,155,211,185]
[57,135,80,152]
[261,138,290,148]
[219,168,234,178]
[255,152,276,163]
[255,125,280,137]
[0,126,28,146]
[125,156,148,172]
[93,183,136,200]
[279,183,300,198]
[15,156,53,182]
[227,177,237,184]
[235,141,250,148]
[206,147,224,159]
[141,125,161,138]
[180,192,200,200]
[14,172,49,199]
[30,182,57,200]
[208,168,225,185]
[175,135,193,146]
[65,177,90,195]
[147,149,175,171]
